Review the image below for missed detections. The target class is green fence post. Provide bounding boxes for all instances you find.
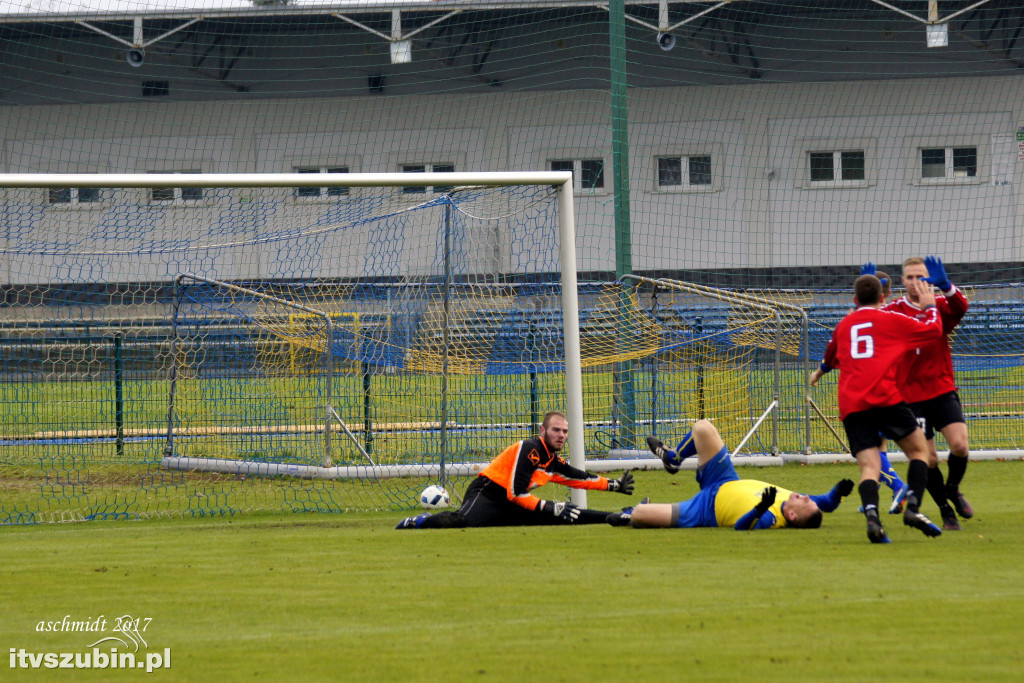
[112,334,124,457]
[610,0,636,448]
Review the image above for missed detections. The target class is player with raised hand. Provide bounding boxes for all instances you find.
[810,274,945,543]
[883,256,972,531]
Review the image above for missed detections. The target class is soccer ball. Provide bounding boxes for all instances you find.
[419,485,451,509]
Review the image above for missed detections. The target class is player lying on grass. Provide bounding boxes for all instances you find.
[810,273,945,543]
[396,410,634,529]
[605,419,854,530]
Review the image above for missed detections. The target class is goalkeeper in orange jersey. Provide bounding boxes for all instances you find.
[396,410,635,529]
[605,419,854,530]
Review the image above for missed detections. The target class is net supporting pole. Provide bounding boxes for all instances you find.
[648,287,660,434]
[802,316,812,455]
[610,0,637,451]
[440,200,452,489]
[528,321,539,432]
[163,276,184,458]
[556,179,587,508]
[733,400,778,457]
[323,316,335,468]
[112,334,125,457]
[772,310,781,455]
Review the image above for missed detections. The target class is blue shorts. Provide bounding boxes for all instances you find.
[673,446,736,528]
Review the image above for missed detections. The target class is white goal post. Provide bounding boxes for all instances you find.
[0,171,591,504]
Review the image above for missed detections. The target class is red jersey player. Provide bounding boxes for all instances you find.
[883,256,972,530]
[817,264,910,514]
[811,274,944,543]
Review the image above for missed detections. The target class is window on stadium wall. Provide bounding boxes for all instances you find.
[47,187,103,205]
[657,155,713,189]
[294,166,350,198]
[402,163,455,194]
[809,151,865,183]
[146,170,204,203]
[549,159,606,194]
[920,147,978,179]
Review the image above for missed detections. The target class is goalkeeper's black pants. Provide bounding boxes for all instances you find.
[454,476,611,527]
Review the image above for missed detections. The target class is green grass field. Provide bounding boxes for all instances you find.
[4,461,1024,681]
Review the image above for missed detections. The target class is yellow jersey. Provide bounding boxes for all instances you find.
[714,479,792,529]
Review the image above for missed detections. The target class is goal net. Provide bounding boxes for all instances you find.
[0,172,598,519]
[607,275,814,460]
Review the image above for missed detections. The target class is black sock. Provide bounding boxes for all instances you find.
[925,464,948,509]
[858,479,880,515]
[946,454,968,490]
[905,459,929,510]
[577,508,615,525]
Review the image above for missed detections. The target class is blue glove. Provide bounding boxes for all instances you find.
[860,261,876,276]
[923,255,951,292]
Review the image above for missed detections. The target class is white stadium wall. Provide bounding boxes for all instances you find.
[2,74,1022,283]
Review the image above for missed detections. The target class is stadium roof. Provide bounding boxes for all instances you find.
[0,0,1000,24]
[0,0,714,22]
[0,0,1001,59]
[1,0,1018,104]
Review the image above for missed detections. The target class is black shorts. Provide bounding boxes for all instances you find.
[842,403,921,456]
[908,390,965,440]
[458,476,564,527]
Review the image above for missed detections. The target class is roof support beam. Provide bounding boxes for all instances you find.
[74,16,204,49]
[331,8,462,63]
[595,0,732,34]
[331,8,462,42]
[868,0,994,26]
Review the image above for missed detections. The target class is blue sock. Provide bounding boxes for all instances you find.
[675,431,697,461]
[878,451,904,491]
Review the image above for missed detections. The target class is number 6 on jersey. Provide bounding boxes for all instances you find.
[850,322,874,359]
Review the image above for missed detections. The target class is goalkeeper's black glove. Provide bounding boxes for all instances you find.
[836,478,855,497]
[607,470,635,495]
[754,486,777,515]
[541,500,581,523]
